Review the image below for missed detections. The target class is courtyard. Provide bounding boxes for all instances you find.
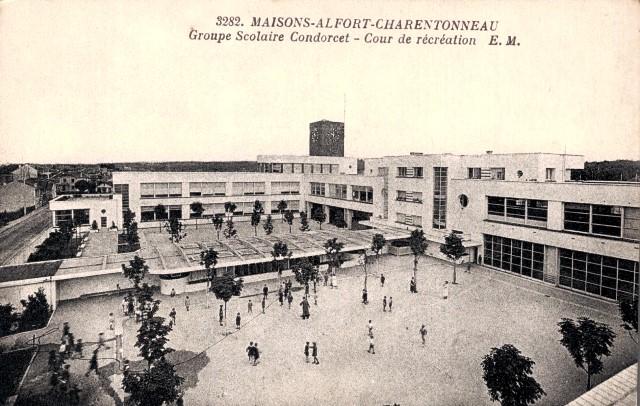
[14,252,637,405]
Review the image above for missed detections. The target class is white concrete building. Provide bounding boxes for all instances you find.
[24,150,640,305]
[49,194,123,230]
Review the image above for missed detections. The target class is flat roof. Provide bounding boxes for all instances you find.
[0,261,62,284]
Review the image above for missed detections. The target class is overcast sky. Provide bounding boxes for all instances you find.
[1,0,638,164]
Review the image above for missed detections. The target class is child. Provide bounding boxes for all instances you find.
[304,341,310,363]
[235,312,241,330]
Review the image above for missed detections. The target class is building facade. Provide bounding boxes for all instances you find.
[42,151,638,304]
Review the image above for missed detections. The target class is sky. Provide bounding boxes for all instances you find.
[0,0,638,164]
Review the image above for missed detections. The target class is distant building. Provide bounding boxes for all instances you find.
[12,164,38,181]
[0,181,39,213]
[309,120,344,157]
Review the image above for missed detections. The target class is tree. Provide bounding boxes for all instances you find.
[284,210,295,233]
[212,215,224,239]
[263,214,274,235]
[251,200,262,236]
[299,211,310,232]
[135,316,174,367]
[0,303,18,336]
[123,209,136,234]
[153,204,167,231]
[224,202,237,217]
[127,221,140,250]
[272,241,292,284]
[20,288,51,329]
[223,218,237,239]
[323,238,344,276]
[200,248,218,308]
[358,250,370,290]
[292,257,318,287]
[74,179,94,193]
[164,218,187,243]
[408,228,428,293]
[558,317,616,390]
[481,344,546,406]
[122,255,149,288]
[440,231,467,284]
[190,202,204,229]
[619,298,638,344]
[210,274,244,325]
[371,233,386,275]
[311,206,326,230]
[277,200,288,222]
[122,357,184,406]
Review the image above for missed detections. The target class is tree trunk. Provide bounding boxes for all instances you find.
[452,264,457,284]
[289,224,292,233]
[587,373,591,390]
[254,227,257,236]
[216,230,220,240]
[413,257,418,292]
[224,301,227,322]
[364,269,368,290]
[195,218,198,230]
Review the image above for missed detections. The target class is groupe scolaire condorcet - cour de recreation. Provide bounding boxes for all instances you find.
[188,17,508,46]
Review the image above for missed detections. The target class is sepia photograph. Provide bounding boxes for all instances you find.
[0,1,638,405]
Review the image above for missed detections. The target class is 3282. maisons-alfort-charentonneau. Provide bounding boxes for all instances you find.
[250,17,499,31]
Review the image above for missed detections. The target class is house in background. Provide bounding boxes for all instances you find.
[12,164,38,182]
[0,180,40,213]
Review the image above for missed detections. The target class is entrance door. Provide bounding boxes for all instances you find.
[101,216,107,228]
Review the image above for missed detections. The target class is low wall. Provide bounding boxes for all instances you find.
[57,272,160,301]
[0,281,57,310]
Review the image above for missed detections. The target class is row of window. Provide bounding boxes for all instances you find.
[396,190,423,203]
[259,162,340,174]
[54,209,90,227]
[396,213,422,227]
[140,201,301,221]
[468,167,505,180]
[140,181,300,199]
[559,248,638,301]
[310,183,374,204]
[483,235,545,280]
[487,197,548,223]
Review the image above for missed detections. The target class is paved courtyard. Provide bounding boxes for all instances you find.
[20,255,637,406]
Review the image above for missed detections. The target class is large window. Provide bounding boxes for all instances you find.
[54,210,72,226]
[564,203,622,237]
[310,182,325,196]
[328,184,347,200]
[488,197,548,224]
[72,209,90,225]
[397,167,423,178]
[271,182,300,195]
[189,182,225,197]
[140,183,182,198]
[432,167,447,229]
[271,200,300,213]
[232,182,266,196]
[352,185,373,203]
[140,205,181,221]
[397,213,422,227]
[545,168,556,181]
[483,235,544,280]
[113,184,130,212]
[559,248,638,301]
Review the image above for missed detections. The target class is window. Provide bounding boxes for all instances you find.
[271,182,300,195]
[483,235,544,280]
[55,210,72,226]
[328,184,347,199]
[113,184,130,212]
[397,167,423,178]
[545,168,556,181]
[559,248,638,301]
[140,183,182,198]
[490,168,505,180]
[189,182,225,197]
[313,164,322,174]
[293,164,303,174]
[322,164,331,174]
[232,182,266,196]
[397,213,422,227]
[564,203,622,237]
[310,182,325,196]
[527,200,548,222]
[488,197,505,216]
[433,167,448,229]
[352,185,373,203]
[330,164,339,174]
[141,206,155,222]
[283,164,293,174]
[459,194,469,208]
[303,164,313,174]
[397,190,422,203]
[72,209,90,225]
[168,205,182,219]
[468,168,481,179]
[272,164,283,173]
[506,199,526,219]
